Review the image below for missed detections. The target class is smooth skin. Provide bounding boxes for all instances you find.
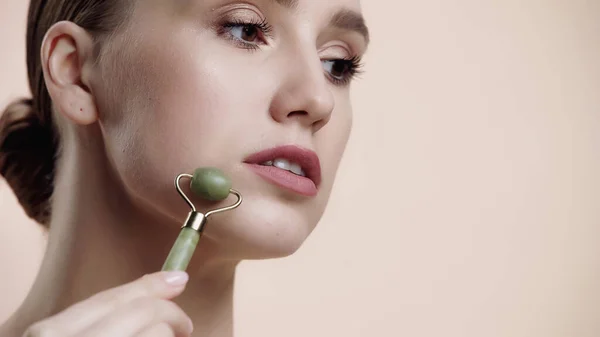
[0,0,369,336]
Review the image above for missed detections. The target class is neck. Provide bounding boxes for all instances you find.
[3,126,237,337]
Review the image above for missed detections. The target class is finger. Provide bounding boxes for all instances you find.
[48,271,189,335]
[81,297,193,337]
[135,323,176,337]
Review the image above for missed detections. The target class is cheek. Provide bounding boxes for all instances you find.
[318,99,353,188]
[96,28,274,218]
[306,101,352,227]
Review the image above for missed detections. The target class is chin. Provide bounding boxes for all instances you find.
[199,195,324,260]
[126,159,331,261]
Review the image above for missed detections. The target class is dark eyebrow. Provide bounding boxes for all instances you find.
[329,9,370,45]
[271,1,370,45]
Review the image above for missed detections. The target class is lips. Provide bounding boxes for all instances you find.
[243,145,322,196]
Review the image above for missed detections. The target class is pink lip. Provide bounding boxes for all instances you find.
[243,145,322,197]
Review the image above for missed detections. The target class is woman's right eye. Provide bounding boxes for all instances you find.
[220,19,273,50]
[227,24,260,43]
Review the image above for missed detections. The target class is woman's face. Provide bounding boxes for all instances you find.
[91,0,369,259]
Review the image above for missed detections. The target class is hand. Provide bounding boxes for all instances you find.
[23,271,193,337]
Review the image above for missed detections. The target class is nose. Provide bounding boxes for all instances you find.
[269,50,335,132]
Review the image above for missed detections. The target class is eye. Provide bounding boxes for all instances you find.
[229,25,260,42]
[220,18,273,50]
[322,56,363,86]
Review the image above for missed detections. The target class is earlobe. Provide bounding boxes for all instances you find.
[41,21,98,126]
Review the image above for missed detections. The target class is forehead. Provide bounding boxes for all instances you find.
[141,0,364,20]
[278,0,364,19]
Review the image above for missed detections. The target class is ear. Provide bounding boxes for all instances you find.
[41,21,98,125]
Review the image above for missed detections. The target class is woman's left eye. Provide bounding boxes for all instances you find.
[322,56,363,86]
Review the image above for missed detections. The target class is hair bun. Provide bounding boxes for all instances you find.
[1,99,34,122]
[0,98,57,225]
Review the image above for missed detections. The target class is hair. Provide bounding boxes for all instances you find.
[0,0,128,226]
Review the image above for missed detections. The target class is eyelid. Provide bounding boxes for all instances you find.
[318,30,366,58]
[212,4,267,27]
[318,42,354,60]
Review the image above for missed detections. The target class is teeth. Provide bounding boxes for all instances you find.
[289,163,303,176]
[273,158,291,170]
[261,158,306,177]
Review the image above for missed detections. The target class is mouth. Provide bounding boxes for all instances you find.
[243,145,322,197]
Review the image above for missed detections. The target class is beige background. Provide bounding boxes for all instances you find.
[1,1,599,336]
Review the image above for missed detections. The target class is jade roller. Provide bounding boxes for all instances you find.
[161,167,242,271]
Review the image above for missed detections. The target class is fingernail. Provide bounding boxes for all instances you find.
[163,271,189,286]
[188,317,195,333]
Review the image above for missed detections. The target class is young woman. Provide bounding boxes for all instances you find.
[0,0,369,336]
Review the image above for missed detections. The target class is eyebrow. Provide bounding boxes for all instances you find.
[271,0,370,45]
[274,0,299,10]
[329,9,370,45]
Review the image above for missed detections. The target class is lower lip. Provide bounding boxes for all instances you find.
[245,164,318,196]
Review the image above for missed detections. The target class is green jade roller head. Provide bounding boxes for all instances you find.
[161,167,242,272]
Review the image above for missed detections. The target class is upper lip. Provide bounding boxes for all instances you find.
[243,145,322,187]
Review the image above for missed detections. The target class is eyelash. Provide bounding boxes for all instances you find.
[219,18,273,50]
[323,55,364,86]
[217,19,364,86]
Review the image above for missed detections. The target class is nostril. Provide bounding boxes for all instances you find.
[287,110,308,118]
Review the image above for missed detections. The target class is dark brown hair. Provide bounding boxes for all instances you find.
[0,0,128,226]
